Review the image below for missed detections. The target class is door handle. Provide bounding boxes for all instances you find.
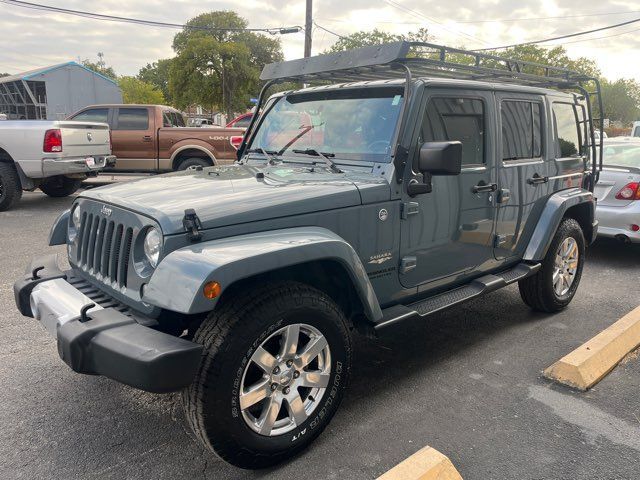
[142,135,152,142]
[527,173,548,185]
[472,182,497,194]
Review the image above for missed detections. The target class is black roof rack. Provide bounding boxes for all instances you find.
[251,42,603,184]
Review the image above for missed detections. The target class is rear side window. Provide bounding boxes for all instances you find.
[420,97,485,166]
[553,103,581,157]
[501,100,542,160]
[72,108,108,123]
[116,108,149,130]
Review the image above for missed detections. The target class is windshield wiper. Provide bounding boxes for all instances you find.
[292,148,343,173]
[246,147,279,165]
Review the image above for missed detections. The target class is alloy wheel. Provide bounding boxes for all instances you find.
[553,236,579,297]
[239,323,331,436]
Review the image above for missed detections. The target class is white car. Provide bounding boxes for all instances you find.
[595,137,640,243]
[0,120,115,211]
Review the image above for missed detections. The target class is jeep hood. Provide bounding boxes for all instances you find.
[80,164,390,234]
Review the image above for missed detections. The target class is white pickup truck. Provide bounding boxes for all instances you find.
[0,121,115,211]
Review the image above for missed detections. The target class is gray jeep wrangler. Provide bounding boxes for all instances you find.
[14,42,603,469]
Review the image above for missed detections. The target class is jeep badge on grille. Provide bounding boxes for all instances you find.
[100,205,112,216]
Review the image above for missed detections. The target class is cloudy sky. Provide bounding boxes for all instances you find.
[1,0,639,80]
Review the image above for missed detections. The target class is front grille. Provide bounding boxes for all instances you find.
[76,211,133,288]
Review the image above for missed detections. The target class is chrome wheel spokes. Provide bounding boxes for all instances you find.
[239,323,331,436]
[553,237,579,297]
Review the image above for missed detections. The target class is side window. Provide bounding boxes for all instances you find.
[501,100,542,160]
[116,108,149,130]
[72,108,108,123]
[162,112,173,127]
[234,116,252,129]
[173,112,186,127]
[420,97,485,166]
[552,103,581,157]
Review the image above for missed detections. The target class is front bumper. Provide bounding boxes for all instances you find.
[596,203,640,243]
[42,155,117,176]
[14,254,203,393]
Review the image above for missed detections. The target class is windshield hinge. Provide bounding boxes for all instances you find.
[182,209,203,242]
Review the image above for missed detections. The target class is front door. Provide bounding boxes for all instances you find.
[400,88,498,289]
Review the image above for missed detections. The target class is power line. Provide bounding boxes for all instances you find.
[318,9,640,25]
[313,21,346,39]
[0,0,302,34]
[381,0,490,46]
[477,16,640,50]
[559,26,640,46]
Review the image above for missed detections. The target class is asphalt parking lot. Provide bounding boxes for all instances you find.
[2,190,639,480]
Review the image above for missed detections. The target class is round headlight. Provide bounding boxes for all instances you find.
[143,228,161,268]
[71,206,81,229]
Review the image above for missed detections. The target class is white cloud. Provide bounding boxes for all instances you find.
[0,0,638,80]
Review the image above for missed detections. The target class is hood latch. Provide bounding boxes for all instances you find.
[183,209,203,242]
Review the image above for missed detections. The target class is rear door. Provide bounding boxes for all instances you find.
[493,93,547,259]
[110,107,156,171]
[399,87,498,288]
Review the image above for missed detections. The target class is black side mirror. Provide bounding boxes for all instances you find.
[408,141,463,196]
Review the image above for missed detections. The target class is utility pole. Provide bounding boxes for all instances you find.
[304,0,312,57]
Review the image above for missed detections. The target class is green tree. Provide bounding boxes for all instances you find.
[325,28,430,53]
[138,59,173,102]
[169,11,283,118]
[600,79,640,124]
[81,53,117,80]
[119,76,165,104]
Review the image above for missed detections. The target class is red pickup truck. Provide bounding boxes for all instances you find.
[68,104,244,172]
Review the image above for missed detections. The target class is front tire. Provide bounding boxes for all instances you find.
[519,218,585,312]
[39,175,82,197]
[183,282,352,469]
[0,162,22,211]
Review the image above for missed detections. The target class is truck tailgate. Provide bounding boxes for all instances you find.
[58,122,111,158]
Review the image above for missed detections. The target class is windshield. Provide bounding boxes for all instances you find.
[250,87,404,162]
[603,143,640,167]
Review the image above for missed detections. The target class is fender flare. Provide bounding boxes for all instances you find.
[143,227,382,321]
[48,208,70,246]
[169,143,217,168]
[523,188,596,261]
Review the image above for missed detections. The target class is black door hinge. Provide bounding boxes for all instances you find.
[183,209,203,242]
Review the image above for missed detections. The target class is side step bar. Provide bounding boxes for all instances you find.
[375,262,541,330]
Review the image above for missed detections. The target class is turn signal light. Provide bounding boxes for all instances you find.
[203,281,221,299]
[43,129,62,153]
[615,182,640,200]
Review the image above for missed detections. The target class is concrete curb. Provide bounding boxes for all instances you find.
[377,446,463,480]
[544,305,640,390]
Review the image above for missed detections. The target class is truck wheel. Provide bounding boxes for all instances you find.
[39,176,82,197]
[183,282,352,469]
[0,162,22,211]
[519,218,585,313]
[177,157,212,170]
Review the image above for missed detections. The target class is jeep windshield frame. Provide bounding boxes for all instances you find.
[245,86,405,164]
[238,41,603,190]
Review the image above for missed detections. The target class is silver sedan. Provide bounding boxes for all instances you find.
[595,138,640,243]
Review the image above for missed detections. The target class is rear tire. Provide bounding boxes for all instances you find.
[182,282,352,469]
[39,176,81,197]
[177,157,212,170]
[0,162,22,211]
[519,218,585,312]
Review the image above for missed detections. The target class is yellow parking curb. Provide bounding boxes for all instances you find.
[544,305,640,390]
[377,446,463,480]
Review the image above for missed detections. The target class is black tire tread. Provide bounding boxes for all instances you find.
[182,281,351,468]
[0,162,22,211]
